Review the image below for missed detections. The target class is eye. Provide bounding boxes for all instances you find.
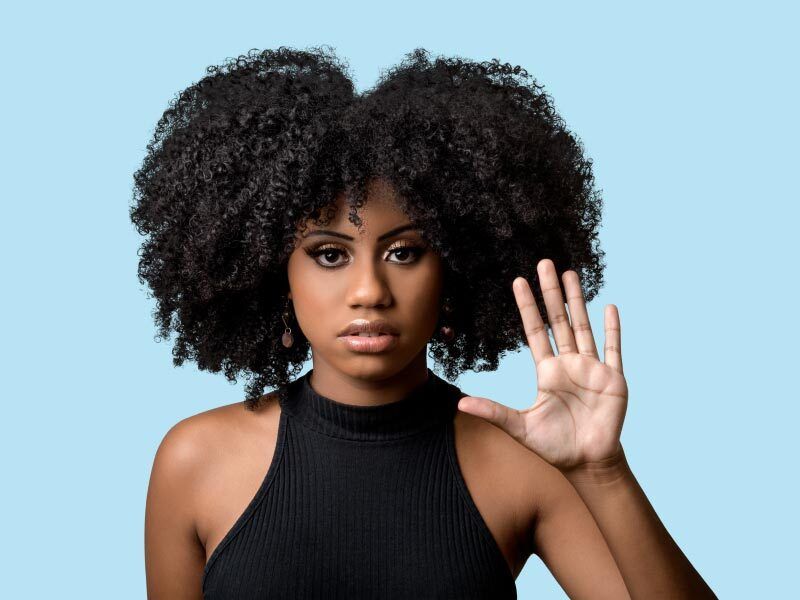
[385,241,426,264]
[303,241,427,269]
[304,243,350,268]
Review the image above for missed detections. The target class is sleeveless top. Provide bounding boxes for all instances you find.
[202,368,518,599]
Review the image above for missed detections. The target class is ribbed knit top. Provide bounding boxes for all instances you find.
[202,368,518,599]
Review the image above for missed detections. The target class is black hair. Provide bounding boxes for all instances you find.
[130,45,606,410]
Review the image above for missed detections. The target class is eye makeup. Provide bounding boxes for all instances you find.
[303,240,427,269]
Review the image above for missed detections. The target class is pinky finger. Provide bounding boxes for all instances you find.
[604,304,623,375]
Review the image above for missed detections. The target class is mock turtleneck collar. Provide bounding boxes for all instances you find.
[281,368,457,442]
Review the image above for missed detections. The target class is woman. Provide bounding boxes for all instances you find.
[136,46,715,598]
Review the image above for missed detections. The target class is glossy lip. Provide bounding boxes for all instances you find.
[337,332,399,353]
[337,318,400,336]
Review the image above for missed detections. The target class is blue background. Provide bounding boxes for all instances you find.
[2,1,796,597]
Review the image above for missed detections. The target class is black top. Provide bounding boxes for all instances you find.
[202,368,518,599]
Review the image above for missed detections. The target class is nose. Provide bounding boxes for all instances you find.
[345,257,393,309]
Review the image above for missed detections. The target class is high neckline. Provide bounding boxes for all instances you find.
[282,367,457,442]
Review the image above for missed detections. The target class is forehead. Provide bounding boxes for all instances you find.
[307,178,413,236]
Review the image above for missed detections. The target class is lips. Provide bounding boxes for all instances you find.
[337,318,400,353]
[338,318,400,337]
[337,332,399,353]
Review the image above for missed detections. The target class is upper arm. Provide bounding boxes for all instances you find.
[145,418,207,599]
[531,461,631,600]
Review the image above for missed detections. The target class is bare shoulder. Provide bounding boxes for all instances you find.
[181,393,284,550]
[453,405,560,516]
[149,391,282,508]
[170,391,282,448]
[452,399,630,597]
[452,403,563,575]
[452,402,579,543]
[145,392,282,597]
[148,392,283,534]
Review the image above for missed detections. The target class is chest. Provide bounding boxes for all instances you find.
[196,411,534,591]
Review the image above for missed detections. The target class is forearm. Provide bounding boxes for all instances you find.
[561,446,716,600]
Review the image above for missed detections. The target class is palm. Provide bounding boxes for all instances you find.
[457,259,629,471]
[522,352,627,469]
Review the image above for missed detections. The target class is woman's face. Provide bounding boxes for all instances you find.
[286,178,444,382]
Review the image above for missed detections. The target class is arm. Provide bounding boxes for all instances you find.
[456,263,718,599]
[531,456,632,599]
[144,419,206,599]
[561,446,717,599]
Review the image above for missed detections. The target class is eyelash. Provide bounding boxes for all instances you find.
[303,241,426,269]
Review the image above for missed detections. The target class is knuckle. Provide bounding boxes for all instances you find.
[525,323,547,336]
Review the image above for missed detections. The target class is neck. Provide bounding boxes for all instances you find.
[308,350,430,408]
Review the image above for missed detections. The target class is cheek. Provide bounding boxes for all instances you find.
[417,255,444,300]
[286,254,331,333]
[396,263,443,325]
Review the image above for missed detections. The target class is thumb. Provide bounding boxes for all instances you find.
[457,395,525,440]
[457,395,497,420]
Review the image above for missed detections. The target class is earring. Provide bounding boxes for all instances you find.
[439,297,455,343]
[281,297,294,348]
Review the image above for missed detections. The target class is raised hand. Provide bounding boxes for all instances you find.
[456,258,628,472]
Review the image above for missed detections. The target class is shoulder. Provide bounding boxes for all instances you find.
[166,391,281,442]
[453,402,632,596]
[150,392,283,498]
[452,401,569,532]
[145,393,282,594]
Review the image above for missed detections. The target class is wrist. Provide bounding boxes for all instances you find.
[560,443,631,486]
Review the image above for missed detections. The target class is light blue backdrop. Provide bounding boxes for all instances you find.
[1,1,796,597]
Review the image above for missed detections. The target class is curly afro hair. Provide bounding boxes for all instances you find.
[130,45,606,410]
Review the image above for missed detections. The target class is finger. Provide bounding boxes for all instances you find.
[457,395,527,442]
[604,304,623,375]
[513,276,555,365]
[537,259,578,355]
[562,270,600,359]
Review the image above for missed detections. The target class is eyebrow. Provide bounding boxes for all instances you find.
[302,223,419,242]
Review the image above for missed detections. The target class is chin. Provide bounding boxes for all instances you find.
[333,351,421,381]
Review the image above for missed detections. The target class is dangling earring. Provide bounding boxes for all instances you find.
[281,296,294,348]
[439,297,455,343]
